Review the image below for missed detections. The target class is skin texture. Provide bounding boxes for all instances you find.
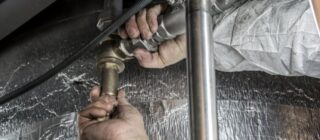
[79,86,148,140]
[119,4,187,68]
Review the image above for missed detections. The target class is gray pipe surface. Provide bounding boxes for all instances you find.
[186,0,218,139]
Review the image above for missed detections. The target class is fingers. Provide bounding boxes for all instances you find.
[125,16,140,38]
[133,48,166,68]
[118,28,128,39]
[90,86,100,102]
[159,34,187,63]
[81,94,118,119]
[147,4,164,33]
[134,34,187,68]
[137,9,153,39]
[87,96,116,111]
[80,106,109,119]
[116,91,144,123]
[120,4,165,40]
[117,90,130,106]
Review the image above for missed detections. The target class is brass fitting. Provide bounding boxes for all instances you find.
[97,40,131,96]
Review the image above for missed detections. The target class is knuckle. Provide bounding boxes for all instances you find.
[93,101,104,107]
[126,21,137,33]
[138,10,145,17]
[126,28,139,38]
[95,108,106,115]
[148,6,158,14]
[147,19,157,32]
[125,23,133,31]
[142,30,151,38]
[105,104,113,111]
[147,10,156,19]
[137,16,146,25]
[137,11,146,23]
[130,32,139,38]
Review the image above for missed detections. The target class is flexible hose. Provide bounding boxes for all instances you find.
[0,0,153,105]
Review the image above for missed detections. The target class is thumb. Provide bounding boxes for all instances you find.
[116,90,144,123]
[134,34,186,68]
[117,90,131,106]
[89,86,100,102]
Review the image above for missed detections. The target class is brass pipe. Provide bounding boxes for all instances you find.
[101,65,119,96]
[96,40,129,121]
[99,58,125,96]
[97,40,129,96]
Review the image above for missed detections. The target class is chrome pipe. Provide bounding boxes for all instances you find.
[186,0,218,139]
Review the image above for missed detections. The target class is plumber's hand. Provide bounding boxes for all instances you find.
[120,4,187,68]
[79,86,148,140]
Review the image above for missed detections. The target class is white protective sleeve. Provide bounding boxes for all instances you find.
[213,0,320,78]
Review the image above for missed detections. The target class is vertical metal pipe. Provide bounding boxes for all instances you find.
[101,66,119,96]
[186,0,218,139]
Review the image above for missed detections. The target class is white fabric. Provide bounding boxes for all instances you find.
[213,0,320,78]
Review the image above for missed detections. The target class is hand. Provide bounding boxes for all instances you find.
[79,86,148,140]
[119,4,187,68]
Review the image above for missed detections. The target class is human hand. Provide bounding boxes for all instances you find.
[119,4,187,68]
[79,86,148,140]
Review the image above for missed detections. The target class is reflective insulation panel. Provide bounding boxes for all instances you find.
[1,0,320,139]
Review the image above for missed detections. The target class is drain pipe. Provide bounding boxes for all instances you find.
[186,0,218,139]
